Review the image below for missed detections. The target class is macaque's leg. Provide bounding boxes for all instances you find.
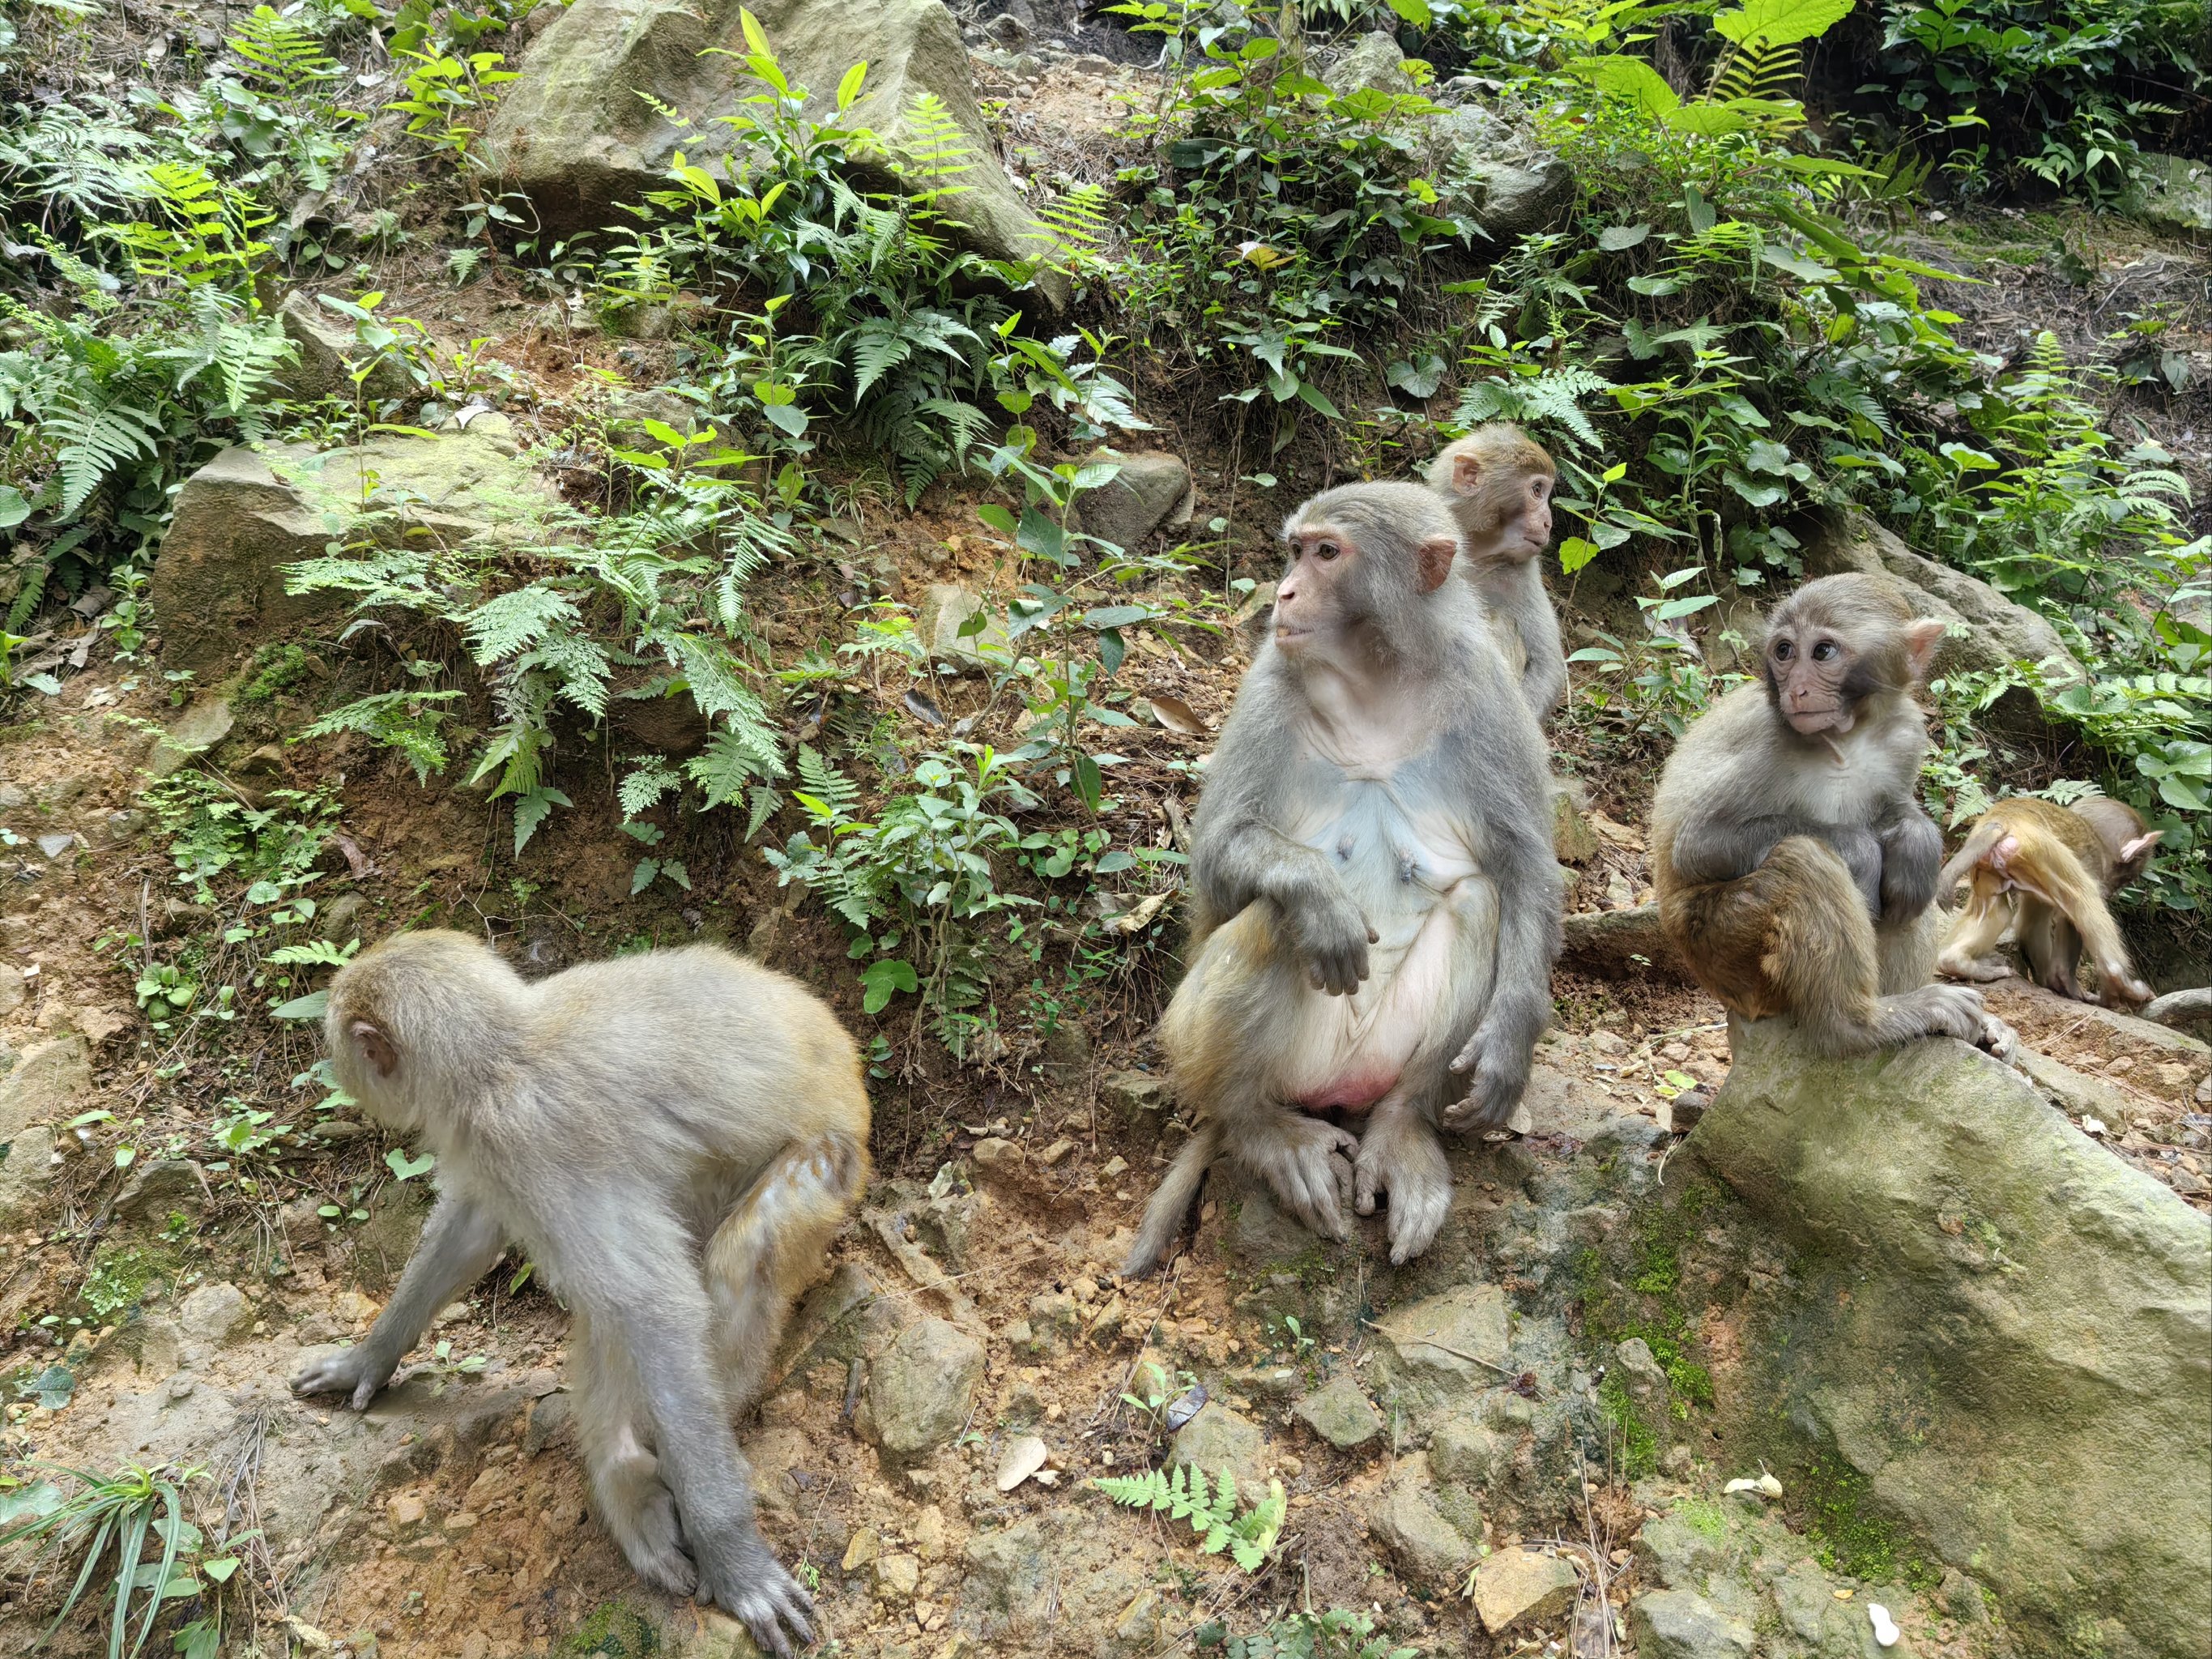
[1935,881,2016,984]
[292,1192,505,1410]
[571,1309,695,1597]
[705,1131,867,1412]
[2050,892,2150,1007]
[1123,1121,1221,1279]
[1157,904,1357,1247]
[1758,838,1988,1056]
[1876,902,1940,996]
[1351,1090,1453,1266]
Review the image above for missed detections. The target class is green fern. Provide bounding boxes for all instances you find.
[1452,365,1613,452]
[45,393,164,518]
[1090,1465,1287,1572]
[299,689,459,784]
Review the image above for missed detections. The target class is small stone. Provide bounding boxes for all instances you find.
[971,1137,1025,1182]
[1100,1070,1173,1126]
[1370,1456,1476,1593]
[1429,1417,1509,1488]
[1038,1138,1075,1166]
[177,1281,250,1344]
[0,1124,58,1222]
[109,1157,200,1222]
[0,1033,93,1142]
[842,1528,880,1573]
[861,1317,984,1461]
[1632,1588,1755,1658]
[165,1375,196,1402]
[1100,1155,1127,1179]
[1473,1548,1581,1634]
[147,697,235,777]
[0,966,24,1017]
[443,1510,479,1535]
[1291,1375,1386,1451]
[1171,1401,1271,1497]
[874,1552,921,1599]
[386,1494,426,1529]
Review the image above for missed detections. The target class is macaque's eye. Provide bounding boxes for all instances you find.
[1314,539,1342,561]
[1812,640,1839,662]
[1772,640,1794,661]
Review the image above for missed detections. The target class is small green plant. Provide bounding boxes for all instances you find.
[1194,1606,1419,1659]
[1090,1464,1286,1572]
[0,1460,213,1659]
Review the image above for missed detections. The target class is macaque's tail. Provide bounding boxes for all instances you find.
[1937,819,2007,907]
[1122,1120,1221,1280]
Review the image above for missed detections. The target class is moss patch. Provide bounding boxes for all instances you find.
[1574,1179,1720,1411]
[1800,1453,1941,1589]
[560,1600,660,1658]
[77,1239,185,1320]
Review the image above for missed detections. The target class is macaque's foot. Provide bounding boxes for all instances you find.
[1935,953,2011,984]
[1353,1127,1452,1265]
[617,1486,696,1598]
[1907,983,1988,1043]
[693,1538,816,1659]
[2099,975,2152,1009]
[289,1345,395,1412]
[1244,1118,1358,1242]
[1976,1014,2020,1064]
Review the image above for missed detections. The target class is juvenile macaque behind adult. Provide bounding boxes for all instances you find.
[291,931,867,1657]
[1426,423,1567,722]
[1652,573,2010,1057]
[1124,481,1562,1276]
[1936,795,2161,1005]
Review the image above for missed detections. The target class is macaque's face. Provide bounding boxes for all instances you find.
[1502,467,1554,556]
[1273,524,1362,657]
[1764,615,1867,737]
[1451,446,1554,558]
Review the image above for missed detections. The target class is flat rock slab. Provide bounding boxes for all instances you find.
[1170,1401,1271,1499]
[1473,1547,1580,1634]
[1367,1283,1511,1421]
[1290,1374,1385,1450]
[859,1316,982,1461]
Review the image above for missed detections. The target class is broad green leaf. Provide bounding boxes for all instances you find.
[1082,605,1152,630]
[1565,56,1680,118]
[1713,0,1856,48]
[386,1147,436,1181]
[836,61,867,110]
[1559,535,1600,575]
[859,958,917,1014]
[272,990,330,1022]
[1597,224,1651,250]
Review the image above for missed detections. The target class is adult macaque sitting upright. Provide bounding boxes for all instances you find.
[291,932,868,1657]
[1652,574,2011,1057]
[1123,482,1562,1275]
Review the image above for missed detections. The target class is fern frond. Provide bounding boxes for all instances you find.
[794,743,862,818]
[619,756,683,819]
[298,689,459,783]
[45,392,164,516]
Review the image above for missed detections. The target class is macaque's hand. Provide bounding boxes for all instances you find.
[1877,809,1942,923]
[291,1344,398,1412]
[1286,888,1377,997]
[1444,1014,1534,1130]
[691,1529,816,1659]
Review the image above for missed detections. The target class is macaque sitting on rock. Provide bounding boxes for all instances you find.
[1652,574,2013,1060]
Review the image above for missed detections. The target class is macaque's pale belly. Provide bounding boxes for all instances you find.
[1277,778,1492,1112]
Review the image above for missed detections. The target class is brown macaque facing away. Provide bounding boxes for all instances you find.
[290,932,867,1657]
[1124,482,1562,1275]
[1426,423,1566,722]
[1936,795,2161,1005]
[1652,574,2012,1058]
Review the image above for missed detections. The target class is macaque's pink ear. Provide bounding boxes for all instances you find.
[1417,535,1458,594]
[352,1019,399,1078]
[2120,831,2163,863]
[1903,618,1950,684]
[1451,450,1482,494]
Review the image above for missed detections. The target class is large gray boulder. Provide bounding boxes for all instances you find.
[2124,153,2212,238]
[0,1034,92,1141]
[484,0,1067,303]
[1796,507,2081,682]
[152,419,569,676]
[1430,103,1574,242]
[1691,1019,2212,1659]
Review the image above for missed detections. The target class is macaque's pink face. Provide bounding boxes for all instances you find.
[1764,621,1866,736]
[1507,469,1554,556]
[1452,449,1554,560]
[1274,526,1360,656]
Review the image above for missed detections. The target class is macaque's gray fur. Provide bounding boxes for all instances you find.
[1126,482,1562,1275]
[291,931,867,1657]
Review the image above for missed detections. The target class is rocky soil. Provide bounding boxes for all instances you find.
[2,14,2210,1659]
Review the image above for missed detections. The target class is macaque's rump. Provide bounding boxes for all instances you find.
[1936,795,2160,1005]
